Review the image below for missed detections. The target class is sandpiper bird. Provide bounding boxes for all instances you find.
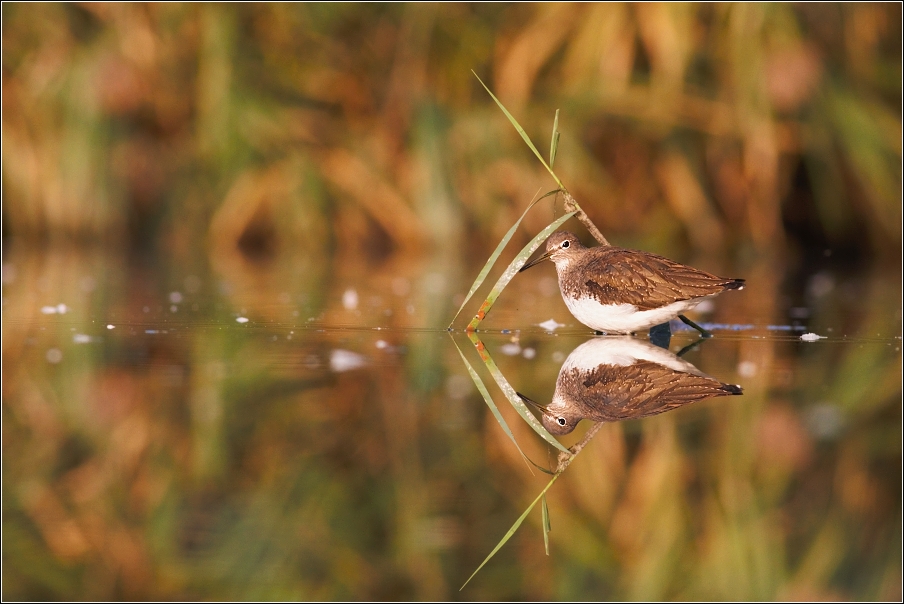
[519,231,745,335]
[519,337,743,435]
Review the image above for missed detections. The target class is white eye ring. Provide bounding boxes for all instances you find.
[556,417,567,426]
[561,241,570,248]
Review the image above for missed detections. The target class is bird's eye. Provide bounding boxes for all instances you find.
[561,240,570,249]
[557,417,567,426]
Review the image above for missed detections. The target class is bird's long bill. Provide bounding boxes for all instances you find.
[519,250,552,272]
[516,392,546,410]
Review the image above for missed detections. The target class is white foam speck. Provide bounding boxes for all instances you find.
[538,319,565,331]
[236,317,249,324]
[800,332,825,342]
[330,349,367,372]
[107,325,115,329]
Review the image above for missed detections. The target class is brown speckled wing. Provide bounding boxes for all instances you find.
[569,247,736,311]
[565,361,735,422]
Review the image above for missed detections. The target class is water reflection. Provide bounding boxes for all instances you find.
[519,337,742,435]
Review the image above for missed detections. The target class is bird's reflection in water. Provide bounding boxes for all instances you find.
[519,337,742,435]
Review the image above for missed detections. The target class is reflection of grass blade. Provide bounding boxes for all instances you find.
[452,337,533,472]
[467,331,572,455]
[467,211,576,331]
[542,493,551,555]
[461,473,560,590]
[550,109,560,169]
[450,190,557,327]
[472,71,564,189]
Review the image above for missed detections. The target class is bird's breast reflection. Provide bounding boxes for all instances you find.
[520,337,742,435]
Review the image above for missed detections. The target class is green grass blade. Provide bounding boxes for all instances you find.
[472,71,564,189]
[450,190,551,327]
[542,494,551,555]
[461,473,560,590]
[452,337,533,472]
[550,109,560,169]
[467,211,576,331]
[468,331,572,454]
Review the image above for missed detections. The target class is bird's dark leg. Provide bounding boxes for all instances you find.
[679,314,712,338]
[648,322,672,349]
[676,339,704,357]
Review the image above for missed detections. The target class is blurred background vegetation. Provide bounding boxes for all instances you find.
[2,3,901,600]
[2,3,901,262]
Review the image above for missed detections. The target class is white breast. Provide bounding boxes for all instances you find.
[562,294,710,333]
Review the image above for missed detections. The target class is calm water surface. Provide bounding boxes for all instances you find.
[2,245,901,600]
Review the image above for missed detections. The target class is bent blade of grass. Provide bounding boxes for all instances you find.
[461,473,560,590]
[542,493,551,555]
[550,109,560,169]
[467,330,572,455]
[452,338,533,473]
[472,71,564,189]
[467,211,576,331]
[450,189,556,327]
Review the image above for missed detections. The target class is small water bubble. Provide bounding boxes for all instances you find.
[278,292,291,304]
[500,343,521,356]
[804,403,843,440]
[46,348,63,363]
[375,340,389,349]
[143,306,150,313]
[551,351,565,363]
[342,288,359,310]
[406,304,415,315]
[807,272,835,299]
[40,306,58,314]
[170,305,178,313]
[236,317,249,324]
[522,347,536,359]
[73,334,100,344]
[737,361,757,377]
[392,278,411,296]
[169,292,183,304]
[56,304,69,314]
[445,374,472,400]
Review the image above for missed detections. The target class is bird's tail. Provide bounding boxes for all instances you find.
[723,278,746,291]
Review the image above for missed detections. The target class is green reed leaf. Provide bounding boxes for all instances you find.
[467,210,576,331]
[550,109,560,169]
[452,337,533,471]
[450,189,558,327]
[467,331,572,455]
[472,71,564,189]
[461,473,560,590]
[542,493,551,555]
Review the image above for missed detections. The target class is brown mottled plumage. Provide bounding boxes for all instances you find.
[520,337,743,435]
[520,232,745,333]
